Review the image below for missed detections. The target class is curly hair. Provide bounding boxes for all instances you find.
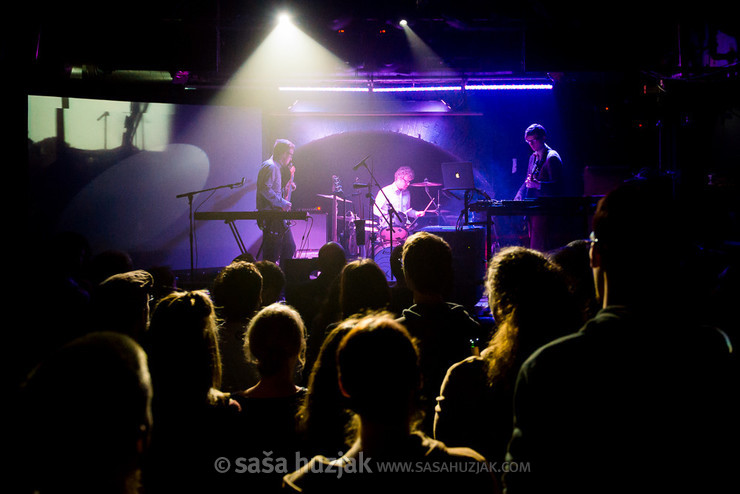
[483,246,580,385]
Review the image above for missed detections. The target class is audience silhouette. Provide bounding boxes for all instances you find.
[15,177,738,494]
[283,312,499,493]
[434,246,581,480]
[142,290,241,493]
[231,303,308,493]
[89,269,154,343]
[17,331,152,494]
[255,259,287,306]
[504,178,738,493]
[297,317,359,458]
[211,260,264,393]
[397,231,486,435]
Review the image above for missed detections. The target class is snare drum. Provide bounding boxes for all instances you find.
[378,226,408,248]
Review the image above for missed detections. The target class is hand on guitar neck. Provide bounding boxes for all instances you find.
[283,165,296,210]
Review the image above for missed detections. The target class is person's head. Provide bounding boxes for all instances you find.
[394,166,415,191]
[298,318,359,448]
[337,312,421,423]
[339,259,391,317]
[91,269,154,342]
[88,249,134,286]
[255,260,286,306]
[21,331,152,494]
[590,177,682,307]
[211,261,263,322]
[390,243,406,287]
[524,123,547,153]
[401,231,453,298]
[549,240,599,322]
[245,303,306,379]
[484,247,579,381]
[317,241,347,278]
[145,290,223,405]
[273,139,295,167]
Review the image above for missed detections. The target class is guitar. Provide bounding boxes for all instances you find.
[284,165,296,204]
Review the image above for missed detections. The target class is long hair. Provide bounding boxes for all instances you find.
[145,290,224,406]
[483,247,580,385]
[339,259,391,317]
[297,318,359,455]
[337,312,421,422]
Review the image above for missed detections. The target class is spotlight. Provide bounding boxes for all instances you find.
[399,19,408,27]
[278,12,291,25]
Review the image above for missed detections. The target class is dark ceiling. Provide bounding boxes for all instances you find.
[15,0,738,89]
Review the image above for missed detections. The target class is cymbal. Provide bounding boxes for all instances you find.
[409,180,442,187]
[316,193,352,202]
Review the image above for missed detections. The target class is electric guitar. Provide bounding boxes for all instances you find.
[284,165,296,204]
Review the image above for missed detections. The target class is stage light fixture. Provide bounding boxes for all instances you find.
[400,19,408,27]
[278,12,291,26]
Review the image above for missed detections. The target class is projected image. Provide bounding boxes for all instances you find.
[27,96,263,271]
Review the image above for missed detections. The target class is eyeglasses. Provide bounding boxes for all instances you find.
[587,231,599,244]
[525,137,541,144]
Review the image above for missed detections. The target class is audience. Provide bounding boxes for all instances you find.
[297,318,359,458]
[15,181,738,494]
[87,249,135,288]
[231,303,308,493]
[255,259,287,306]
[397,231,485,434]
[434,246,581,478]
[548,239,599,323]
[142,290,241,493]
[89,269,154,343]
[291,241,347,333]
[17,331,152,494]
[29,231,92,363]
[339,258,392,319]
[388,243,414,317]
[211,260,264,393]
[504,178,738,493]
[283,312,498,493]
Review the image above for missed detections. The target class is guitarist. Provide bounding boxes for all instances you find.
[513,123,566,252]
[256,139,297,264]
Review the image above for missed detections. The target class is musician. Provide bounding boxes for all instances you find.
[514,123,563,201]
[514,124,566,252]
[374,166,422,228]
[256,139,297,264]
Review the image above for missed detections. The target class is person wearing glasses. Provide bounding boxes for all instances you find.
[514,123,565,251]
[257,139,297,264]
[374,166,421,229]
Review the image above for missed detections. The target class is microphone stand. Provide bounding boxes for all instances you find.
[176,178,245,282]
[354,159,403,273]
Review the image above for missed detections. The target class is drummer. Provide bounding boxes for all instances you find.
[374,166,423,228]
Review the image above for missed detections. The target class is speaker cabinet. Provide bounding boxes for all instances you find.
[419,226,487,310]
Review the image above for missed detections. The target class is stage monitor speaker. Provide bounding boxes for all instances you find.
[419,226,486,310]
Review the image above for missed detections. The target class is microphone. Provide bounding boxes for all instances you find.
[353,182,369,188]
[352,155,371,171]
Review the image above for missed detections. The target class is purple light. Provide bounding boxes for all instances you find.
[372,85,463,93]
[278,82,553,93]
[464,83,553,90]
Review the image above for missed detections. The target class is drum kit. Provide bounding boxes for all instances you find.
[318,178,444,278]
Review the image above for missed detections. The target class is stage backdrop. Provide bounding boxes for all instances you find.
[27,88,563,273]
